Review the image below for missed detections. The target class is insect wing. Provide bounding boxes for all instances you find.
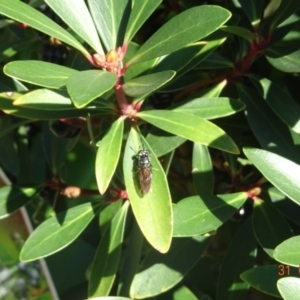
[139,166,152,194]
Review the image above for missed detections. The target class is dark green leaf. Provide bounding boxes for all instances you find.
[252,200,293,258]
[20,202,101,261]
[88,201,129,297]
[123,70,176,97]
[0,0,89,56]
[237,85,300,163]
[238,0,264,25]
[123,128,172,253]
[173,192,247,236]
[96,118,124,194]
[216,218,256,300]
[251,76,300,133]
[45,0,104,54]
[4,61,77,89]
[240,265,299,297]
[137,110,240,154]
[127,6,231,64]
[88,0,130,51]
[243,148,300,206]
[192,143,214,196]
[67,70,117,108]
[0,185,38,219]
[130,236,210,298]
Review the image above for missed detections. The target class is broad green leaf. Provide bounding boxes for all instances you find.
[274,236,300,267]
[172,97,245,119]
[266,47,300,73]
[0,185,38,219]
[67,70,117,108]
[192,143,214,196]
[130,236,210,298]
[4,61,77,89]
[88,0,130,51]
[0,0,89,56]
[173,192,247,236]
[123,70,176,97]
[237,85,300,163]
[124,0,162,44]
[146,127,186,157]
[20,202,101,262]
[241,265,298,298]
[13,89,74,110]
[252,76,300,134]
[45,0,104,55]
[137,110,240,154]
[152,43,206,74]
[220,26,255,41]
[252,200,293,258]
[127,6,231,65]
[96,118,124,194]
[277,277,300,299]
[123,128,172,253]
[88,201,129,297]
[216,218,256,300]
[243,148,300,206]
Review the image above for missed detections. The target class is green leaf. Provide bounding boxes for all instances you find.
[13,89,74,110]
[274,236,300,267]
[220,25,255,41]
[124,0,162,44]
[172,97,245,119]
[237,85,300,163]
[173,192,247,236]
[0,0,89,56]
[87,297,132,300]
[96,118,124,194]
[252,200,293,258]
[216,218,256,300]
[152,43,206,74]
[88,201,129,297]
[252,76,300,134]
[243,148,300,206]
[20,202,101,262]
[240,265,299,298]
[45,0,104,55]
[137,110,240,154]
[277,277,300,299]
[130,236,210,298]
[123,70,176,97]
[127,6,231,65]
[67,70,117,108]
[123,127,172,253]
[146,127,186,157]
[192,143,214,196]
[4,61,77,89]
[88,0,130,51]
[0,185,38,219]
[266,48,300,73]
